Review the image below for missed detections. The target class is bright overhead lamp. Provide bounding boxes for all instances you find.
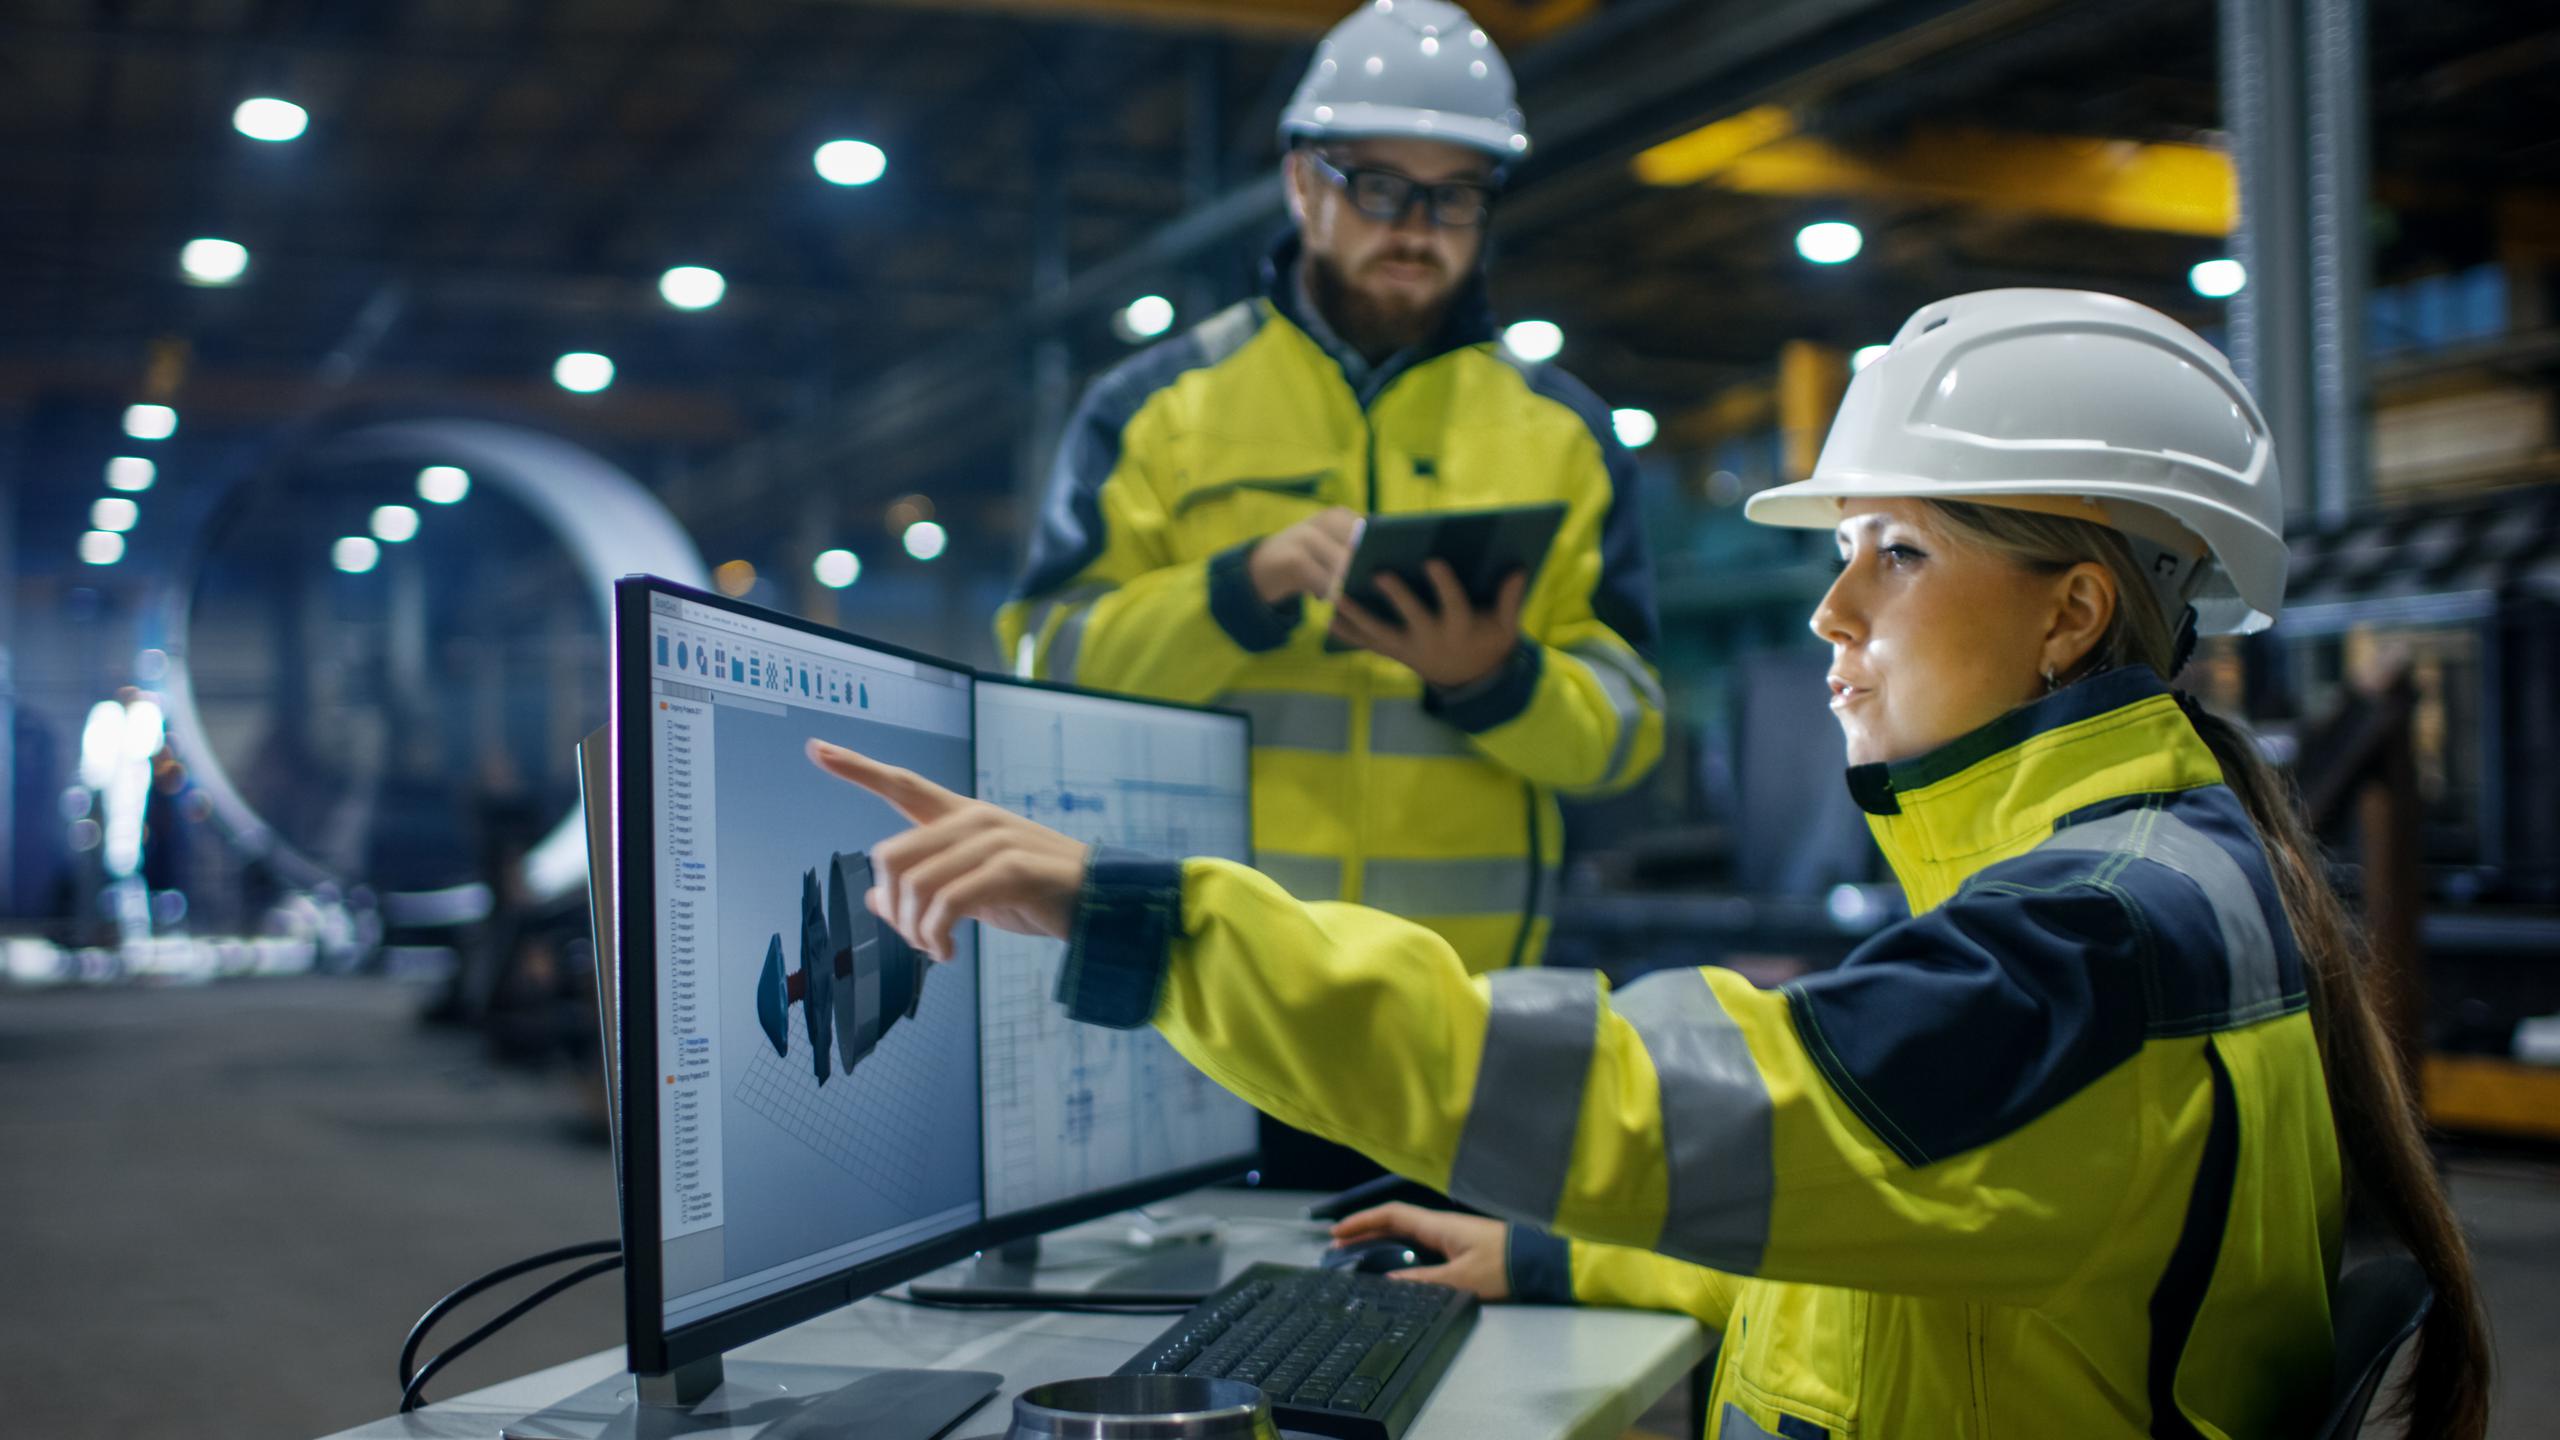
[902,521,948,562]
[553,352,615,393]
[815,139,887,187]
[814,549,862,589]
[660,266,727,310]
[233,97,308,142]
[80,531,126,566]
[416,466,470,504]
[92,498,139,533]
[106,456,156,492]
[1118,295,1176,342]
[1502,319,1564,363]
[332,537,380,574]
[371,505,420,543]
[713,560,758,598]
[123,404,178,441]
[1611,408,1659,450]
[180,238,249,286]
[1795,221,1863,264]
[2189,258,2247,299]
[1852,344,1890,372]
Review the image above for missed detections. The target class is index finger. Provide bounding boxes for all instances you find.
[1329,1202,1424,1244]
[805,740,962,824]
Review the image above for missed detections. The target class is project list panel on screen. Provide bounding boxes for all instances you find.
[644,592,982,1330]
[973,681,1260,1220]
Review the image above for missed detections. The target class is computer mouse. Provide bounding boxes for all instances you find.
[1320,1238,1446,1275]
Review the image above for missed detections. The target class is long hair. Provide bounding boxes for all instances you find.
[1928,499,2491,1440]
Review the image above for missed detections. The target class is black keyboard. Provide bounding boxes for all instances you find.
[1115,1262,1477,1440]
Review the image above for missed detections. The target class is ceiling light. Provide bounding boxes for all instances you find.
[1502,320,1564,363]
[180,238,249,286]
[1118,295,1176,341]
[1795,221,1863,264]
[92,498,139,533]
[1610,408,1659,449]
[660,266,726,310]
[106,457,156,492]
[2189,258,2247,299]
[416,466,470,504]
[1852,344,1890,372]
[123,404,177,441]
[814,549,862,589]
[815,139,887,187]
[553,352,614,393]
[371,505,420,543]
[233,97,308,142]
[80,531,125,566]
[714,560,757,598]
[332,537,380,574]
[902,521,948,562]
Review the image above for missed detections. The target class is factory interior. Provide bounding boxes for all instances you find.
[3,0,2556,1436]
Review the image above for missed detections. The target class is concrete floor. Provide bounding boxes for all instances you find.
[0,977,2553,1439]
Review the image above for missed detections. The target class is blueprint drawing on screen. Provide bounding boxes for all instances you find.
[975,686,1257,1218]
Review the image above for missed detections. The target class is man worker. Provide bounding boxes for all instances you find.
[997,0,1663,986]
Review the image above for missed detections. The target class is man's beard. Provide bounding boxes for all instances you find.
[1305,247,1454,363]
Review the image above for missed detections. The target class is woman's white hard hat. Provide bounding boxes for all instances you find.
[1279,0,1530,161]
[1746,288,2289,635]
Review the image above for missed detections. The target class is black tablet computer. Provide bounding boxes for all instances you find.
[1325,501,1568,650]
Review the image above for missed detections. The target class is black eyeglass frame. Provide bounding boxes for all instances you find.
[1300,147,1503,230]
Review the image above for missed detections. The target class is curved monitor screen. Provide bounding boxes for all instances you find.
[642,591,981,1330]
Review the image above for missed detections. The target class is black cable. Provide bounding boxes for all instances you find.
[401,1255,623,1413]
[398,1239,620,1400]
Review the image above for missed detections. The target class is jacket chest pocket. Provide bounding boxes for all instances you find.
[1725,1284,1869,1439]
[1170,470,1340,551]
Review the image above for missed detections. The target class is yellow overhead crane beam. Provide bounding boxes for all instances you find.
[1636,105,2237,238]
[829,0,1597,45]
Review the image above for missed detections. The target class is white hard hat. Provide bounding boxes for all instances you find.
[1280,0,1530,161]
[1746,289,2288,635]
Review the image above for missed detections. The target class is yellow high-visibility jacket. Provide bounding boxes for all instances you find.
[1056,666,2343,1438]
[998,238,1663,972]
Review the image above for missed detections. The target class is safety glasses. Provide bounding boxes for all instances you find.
[1302,149,1499,230]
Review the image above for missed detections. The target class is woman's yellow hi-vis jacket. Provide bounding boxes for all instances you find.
[1056,666,2344,1439]
[997,238,1663,973]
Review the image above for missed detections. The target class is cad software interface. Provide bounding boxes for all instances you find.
[973,682,1260,1219]
[645,594,982,1330]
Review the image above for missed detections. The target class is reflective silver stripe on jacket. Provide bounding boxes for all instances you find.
[1224,692,1351,753]
[1563,641,1659,788]
[1254,851,1342,902]
[1615,967,1773,1275]
[1364,855,1547,918]
[1446,968,1601,1222]
[1369,696,1477,759]
[2042,807,2283,1021]
[1021,584,1111,682]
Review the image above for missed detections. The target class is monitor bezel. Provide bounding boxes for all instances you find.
[613,575,993,1377]
[966,671,1262,1248]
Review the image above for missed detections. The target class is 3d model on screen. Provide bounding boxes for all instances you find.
[753,851,928,1084]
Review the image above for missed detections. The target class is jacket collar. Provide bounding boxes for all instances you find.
[1848,666,2227,914]
[1259,230,1499,385]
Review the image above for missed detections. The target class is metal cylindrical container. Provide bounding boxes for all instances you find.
[1006,1376,1279,1439]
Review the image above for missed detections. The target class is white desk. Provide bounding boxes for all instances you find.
[319,1190,1709,1440]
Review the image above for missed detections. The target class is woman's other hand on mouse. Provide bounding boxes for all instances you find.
[1330,1202,1510,1299]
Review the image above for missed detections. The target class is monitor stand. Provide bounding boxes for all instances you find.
[912,1224,1230,1306]
[501,1356,1000,1440]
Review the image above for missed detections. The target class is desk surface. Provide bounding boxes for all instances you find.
[319,1190,1707,1440]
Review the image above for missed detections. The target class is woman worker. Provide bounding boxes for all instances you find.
[807,290,2489,1438]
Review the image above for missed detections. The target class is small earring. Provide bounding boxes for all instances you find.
[2043,666,2059,694]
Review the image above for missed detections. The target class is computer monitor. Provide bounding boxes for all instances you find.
[971,676,1260,1234]
[594,580,1262,1432]
[610,579,993,1418]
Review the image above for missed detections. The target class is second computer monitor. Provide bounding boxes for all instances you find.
[973,676,1261,1225]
